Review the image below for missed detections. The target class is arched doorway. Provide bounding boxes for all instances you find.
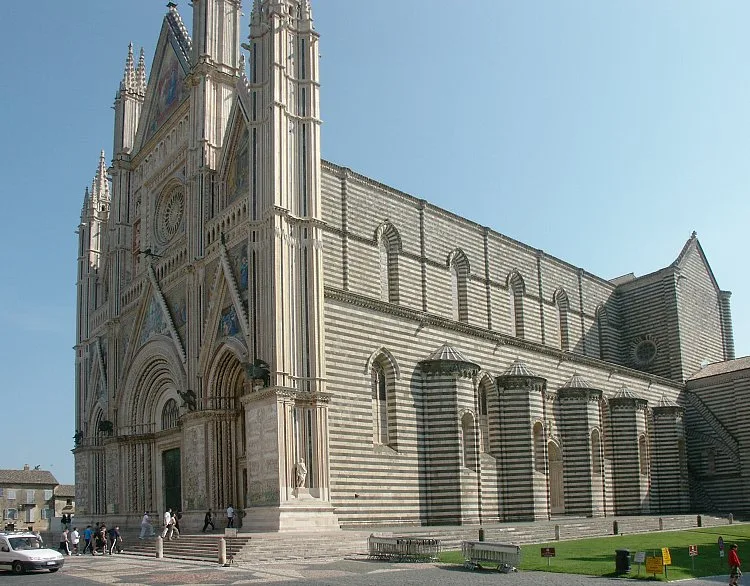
[548,440,565,514]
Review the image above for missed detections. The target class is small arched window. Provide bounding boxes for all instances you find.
[591,429,602,476]
[638,434,648,476]
[478,385,489,452]
[449,250,469,323]
[508,273,525,339]
[461,412,478,472]
[161,398,179,431]
[371,362,389,445]
[533,421,545,473]
[554,288,570,351]
[376,222,401,304]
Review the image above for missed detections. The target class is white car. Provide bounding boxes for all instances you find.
[0,531,65,574]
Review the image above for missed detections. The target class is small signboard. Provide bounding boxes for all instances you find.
[541,547,556,557]
[645,556,664,574]
[689,545,698,557]
[634,551,646,563]
[661,547,672,565]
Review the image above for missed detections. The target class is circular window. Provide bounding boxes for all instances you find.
[154,185,185,245]
[631,336,658,367]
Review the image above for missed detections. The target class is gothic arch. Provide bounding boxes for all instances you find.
[374,220,402,252]
[120,336,187,430]
[364,346,401,380]
[476,372,496,453]
[448,249,470,323]
[375,221,402,304]
[553,287,571,351]
[506,270,526,338]
[205,343,248,410]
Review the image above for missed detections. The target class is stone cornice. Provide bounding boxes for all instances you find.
[240,387,332,405]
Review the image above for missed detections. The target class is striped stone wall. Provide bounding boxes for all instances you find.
[685,368,750,514]
[323,292,689,525]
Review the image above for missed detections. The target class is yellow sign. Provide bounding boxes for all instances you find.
[661,548,672,565]
[645,556,664,574]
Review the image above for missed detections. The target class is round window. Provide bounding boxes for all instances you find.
[632,337,658,367]
[154,185,185,245]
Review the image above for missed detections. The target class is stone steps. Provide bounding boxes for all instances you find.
[68,514,732,564]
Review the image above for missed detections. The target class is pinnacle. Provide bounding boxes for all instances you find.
[136,47,147,95]
[91,151,111,204]
[122,42,136,93]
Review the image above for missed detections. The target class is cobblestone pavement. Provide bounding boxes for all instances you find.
[5,553,736,586]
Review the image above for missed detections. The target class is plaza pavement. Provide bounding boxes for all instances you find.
[7,551,736,586]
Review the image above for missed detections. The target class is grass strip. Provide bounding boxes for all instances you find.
[438,523,750,581]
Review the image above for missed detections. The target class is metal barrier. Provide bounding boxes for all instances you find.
[462,541,521,572]
[367,535,441,562]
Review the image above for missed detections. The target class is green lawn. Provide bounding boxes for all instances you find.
[439,524,750,581]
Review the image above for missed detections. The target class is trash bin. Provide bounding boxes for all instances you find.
[615,549,631,574]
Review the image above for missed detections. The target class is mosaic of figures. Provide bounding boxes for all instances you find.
[145,44,186,142]
[140,297,169,344]
[226,127,248,205]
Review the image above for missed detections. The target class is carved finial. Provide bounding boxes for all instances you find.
[136,47,147,95]
[691,230,697,239]
[91,150,110,203]
[122,42,136,93]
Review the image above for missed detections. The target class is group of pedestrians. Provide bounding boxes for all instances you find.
[60,523,122,556]
[160,509,182,540]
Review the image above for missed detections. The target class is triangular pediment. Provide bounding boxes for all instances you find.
[134,13,191,152]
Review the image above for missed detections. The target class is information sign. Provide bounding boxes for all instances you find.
[689,545,698,557]
[541,547,556,558]
[645,556,664,574]
[634,551,646,563]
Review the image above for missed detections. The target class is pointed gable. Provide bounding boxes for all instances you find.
[672,231,722,293]
[135,5,192,150]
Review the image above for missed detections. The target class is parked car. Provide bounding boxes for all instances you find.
[0,531,64,574]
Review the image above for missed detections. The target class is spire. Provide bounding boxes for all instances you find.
[91,150,110,204]
[136,47,147,96]
[121,43,136,93]
[80,186,90,221]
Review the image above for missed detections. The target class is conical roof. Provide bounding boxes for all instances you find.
[499,359,540,379]
[418,343,479,377]
[612,385,640,400]
[560,372,593,390]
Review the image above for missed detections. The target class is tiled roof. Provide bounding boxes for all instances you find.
[560,372,593,390]
[689,356,750,381]
[611,386,641,400]
[423,342,471,363]
[498,359,541,379]
[655,395,680,408]
[0,469,58,486]
[54,484,75,497]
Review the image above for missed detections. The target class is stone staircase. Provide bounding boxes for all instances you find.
[118,532,252,562]
[90,514,732,564]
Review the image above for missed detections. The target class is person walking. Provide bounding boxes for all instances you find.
[226,504,235,528]
[108,526,122,554]
[202,509,215,532]
[70,527,80,555]
[82,525,94,555]
[139,512,153,539]
[729,543,742,586]
[172,512,181,539]
[58,528,71,556]
[161,509,172,539]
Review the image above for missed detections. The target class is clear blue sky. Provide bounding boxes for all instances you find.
[1,1,748,484]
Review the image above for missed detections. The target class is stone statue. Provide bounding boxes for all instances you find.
[177,389,197,412]
[294,459,307,488]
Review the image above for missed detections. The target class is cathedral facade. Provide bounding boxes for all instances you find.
[74,0,736,530]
